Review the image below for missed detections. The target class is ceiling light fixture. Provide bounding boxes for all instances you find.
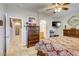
[54,3,61,12]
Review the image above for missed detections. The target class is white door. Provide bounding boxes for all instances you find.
[40,20,46,40]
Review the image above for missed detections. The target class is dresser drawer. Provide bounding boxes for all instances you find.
[63,29,79,38]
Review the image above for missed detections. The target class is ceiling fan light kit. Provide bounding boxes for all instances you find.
[54,7,61,12]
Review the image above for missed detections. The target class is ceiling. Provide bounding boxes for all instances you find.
[6,3,50,12]
[6,3,79,17]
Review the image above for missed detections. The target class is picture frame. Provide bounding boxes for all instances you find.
[0,20,3,26]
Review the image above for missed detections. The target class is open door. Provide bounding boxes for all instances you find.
[40,20,46,40]
[8,18,22,55]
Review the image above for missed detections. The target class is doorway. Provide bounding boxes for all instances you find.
[9,18,22,55]
[40,20,46,40]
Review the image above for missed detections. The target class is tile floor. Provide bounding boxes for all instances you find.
[7,46,37,56]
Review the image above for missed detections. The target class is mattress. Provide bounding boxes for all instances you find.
[35,36,79,56]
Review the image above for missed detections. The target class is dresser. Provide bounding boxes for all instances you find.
[63,28,79,38]
[26,26,39,48]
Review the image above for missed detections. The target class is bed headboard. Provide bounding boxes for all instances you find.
[63,28,79,38]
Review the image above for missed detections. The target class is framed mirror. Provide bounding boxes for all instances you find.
[68,15,79,27]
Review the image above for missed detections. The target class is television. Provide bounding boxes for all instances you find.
[52,21,61,28]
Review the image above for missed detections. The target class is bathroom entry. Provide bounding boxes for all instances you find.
[11,18,22,48]
[9,18,22,55]
[40,20,46,40]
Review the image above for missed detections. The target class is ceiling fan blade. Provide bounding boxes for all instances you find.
[61,7,69,10]
[51,3,56,5]
[38,5,56,12]
[61,3,70,6]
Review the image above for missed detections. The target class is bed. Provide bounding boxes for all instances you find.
[35,29,79,56]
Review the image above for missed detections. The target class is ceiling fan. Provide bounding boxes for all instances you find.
[40,3,70,13]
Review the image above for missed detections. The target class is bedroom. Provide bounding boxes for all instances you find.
[0,3,79,56]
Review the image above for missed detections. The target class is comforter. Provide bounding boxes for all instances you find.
[35,36,79,56]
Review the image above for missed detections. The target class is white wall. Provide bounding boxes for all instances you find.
[37,12,54,38]
[0,4,6,55]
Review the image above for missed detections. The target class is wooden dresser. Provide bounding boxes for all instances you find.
[63,28,79,38]
[26,26,39,48]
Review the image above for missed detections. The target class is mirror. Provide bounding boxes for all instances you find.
[68,15,79,27]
